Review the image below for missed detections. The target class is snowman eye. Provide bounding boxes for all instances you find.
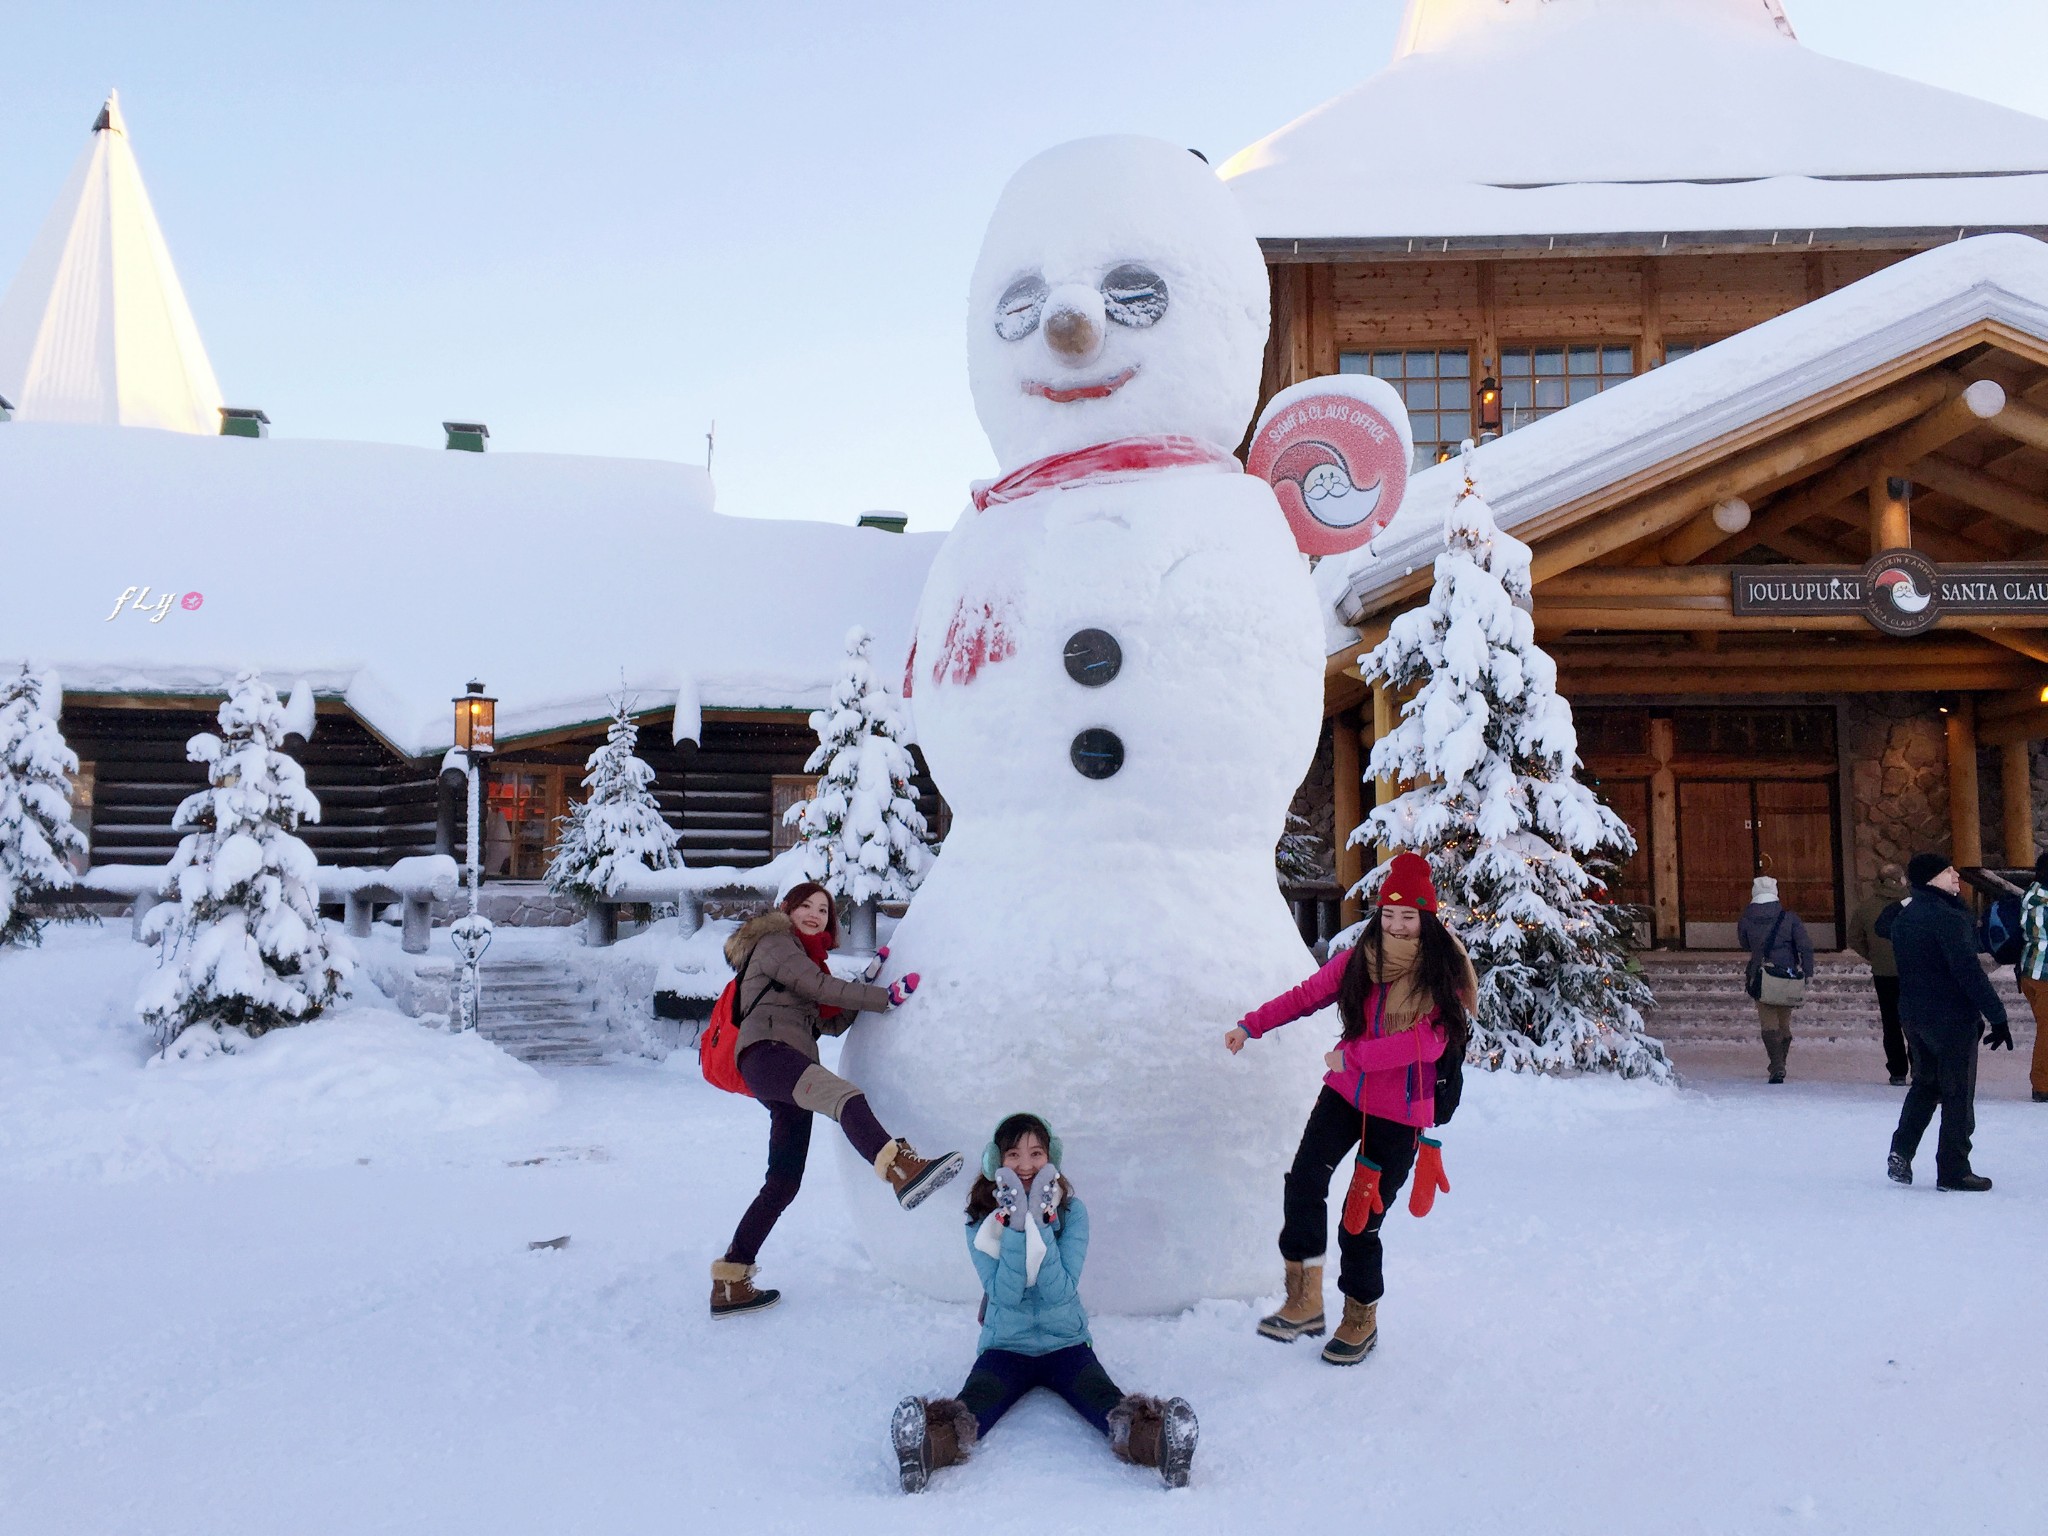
[995,274,1049,341]
[1102,264,1169,328]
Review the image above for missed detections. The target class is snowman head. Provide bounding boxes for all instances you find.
[968,135,1270,473]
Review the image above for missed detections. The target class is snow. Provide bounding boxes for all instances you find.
[967,136,1269,471]
[544,703,681,904]
[853,137,1329,1314]
[5,925,2047,1533]
[0,422,941,756]
[1316,232,2048,633]
[1224,0,2048,241]
[0,92,224,434]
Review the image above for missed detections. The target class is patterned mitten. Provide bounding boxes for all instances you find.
[1408,1136,1449,1218]
[1340,1154,1385,1236]
[887,973,921,1008]
[1027,1163,1062,1225]
[863,945,891,982]
[992,1166,1027,1226]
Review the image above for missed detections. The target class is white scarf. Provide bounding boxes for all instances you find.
[973,1200,1053,1285]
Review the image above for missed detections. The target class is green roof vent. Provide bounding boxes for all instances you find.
[443,421,489,453]
[219,406,269,438]
[857,512,908,534]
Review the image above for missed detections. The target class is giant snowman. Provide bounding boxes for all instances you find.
[838,136,1329,1314]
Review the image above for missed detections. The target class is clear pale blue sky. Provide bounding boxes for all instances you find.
[2,1,2043,530]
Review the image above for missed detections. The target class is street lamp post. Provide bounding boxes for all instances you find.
[450,680,497,1031]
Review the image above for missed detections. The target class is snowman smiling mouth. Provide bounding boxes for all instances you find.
[1026,367,1138,404]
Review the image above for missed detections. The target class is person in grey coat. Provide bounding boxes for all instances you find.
[1737,875,1814,1083]
[1886,852,2013,1192]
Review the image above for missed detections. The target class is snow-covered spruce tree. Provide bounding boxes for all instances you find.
[1358,449,1668,1079]
[786,627,930,905]
[0,664,87,947]
[139,671,347,1048]
[545,697,681,904]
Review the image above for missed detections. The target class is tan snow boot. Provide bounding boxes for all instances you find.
[1257,1259,1327,1342]
[875,1139,966,1209]
[892,1395,976,1493]
[1321,1296,1378,1365]
[709,1259,780,1318]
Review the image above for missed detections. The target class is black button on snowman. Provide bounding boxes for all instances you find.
[1063,628,1124,778]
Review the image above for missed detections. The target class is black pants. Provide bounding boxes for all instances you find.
[723,1041,890,1266]
[958,1345,1123,1439]
[1279,1086,1421,1305]
[1891,1021,1980,1182]
[1873,976,1907,1079]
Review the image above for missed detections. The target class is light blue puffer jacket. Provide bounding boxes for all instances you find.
[967,1196,1092,1356]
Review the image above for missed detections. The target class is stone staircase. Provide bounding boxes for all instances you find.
[1636,951,2024,1043]
[475,955,612,1065]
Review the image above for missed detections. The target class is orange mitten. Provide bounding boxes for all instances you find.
[1408,1135,1449,1218]
[1340,1154,1385,1235]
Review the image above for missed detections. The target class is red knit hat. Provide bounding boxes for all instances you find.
[1375,851,1437,912]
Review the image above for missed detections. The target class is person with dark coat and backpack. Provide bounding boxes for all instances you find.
[710,882,963,1318]
[1847,863,1909,1085]
[1222,851,1477,1366]
[1887,853,2013,1192]
[1737,875,1814,1084]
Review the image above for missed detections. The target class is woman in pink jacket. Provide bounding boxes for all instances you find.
[1224,851,1476,1366]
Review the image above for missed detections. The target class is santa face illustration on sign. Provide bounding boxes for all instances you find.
[1248,374,1413,558]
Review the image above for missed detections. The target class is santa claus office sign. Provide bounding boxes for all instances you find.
[1731,551,2048,637]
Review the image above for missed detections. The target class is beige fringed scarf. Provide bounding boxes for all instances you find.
[1361,931,1477,1033]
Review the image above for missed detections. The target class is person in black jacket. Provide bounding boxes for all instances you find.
[1886,852,2015,1192]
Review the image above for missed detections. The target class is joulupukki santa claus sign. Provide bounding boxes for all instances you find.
[1248,374,1414,558]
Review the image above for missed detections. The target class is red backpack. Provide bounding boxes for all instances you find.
[698,951,762,1096]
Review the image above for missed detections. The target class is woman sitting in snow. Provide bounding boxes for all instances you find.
[711,881,963,1318]
[889,1112,1198,1492]
[1224,851,1475,1365]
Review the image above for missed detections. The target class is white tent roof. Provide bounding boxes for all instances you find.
[1224,0,2048,243]
[0,425,939,756]
[1315,232,2048,638]
[0,92,225,434]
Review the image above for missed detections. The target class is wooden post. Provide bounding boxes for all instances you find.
[1639,256,1663,369]
[2002,740,2035,869]
[1648,716,1681,944]
[1332,710,1364,926]
[1869,472,1911,554]
[1947,699,1983,868]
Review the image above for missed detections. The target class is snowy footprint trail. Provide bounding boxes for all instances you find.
[3,929,2045,1535]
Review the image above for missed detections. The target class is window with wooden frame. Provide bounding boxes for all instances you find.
[771,774,820,854]
[1499,344,1634,432]
[1339,348,1472,468]
[1661,339,1720,366]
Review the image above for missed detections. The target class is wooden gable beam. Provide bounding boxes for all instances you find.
[1910,456,2048,536]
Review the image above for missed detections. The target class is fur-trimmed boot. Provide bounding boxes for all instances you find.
[709,1260,779,1319]
[891,1395,976,1493]
[875,1139,966,1209]
[1256,1258,1326,1342]
[1110,1394,1199,1489]
[1321,1296,1378,1365]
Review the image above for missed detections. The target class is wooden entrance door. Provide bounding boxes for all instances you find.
[485,767,584,880]
[1677,778,1839,949]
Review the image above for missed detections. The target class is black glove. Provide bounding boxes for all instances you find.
[1987,1018,2015,1051]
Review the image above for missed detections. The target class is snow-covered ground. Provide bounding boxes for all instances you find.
[4,927,2044,1535]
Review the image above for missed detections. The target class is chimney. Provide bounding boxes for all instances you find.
[219,406,269,438]
[443,421,489,453]
[857,512,908,534]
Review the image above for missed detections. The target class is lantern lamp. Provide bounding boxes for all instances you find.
[1477,372,1502,440]
[453,680,496,755]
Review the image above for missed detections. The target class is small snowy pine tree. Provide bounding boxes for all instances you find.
[545,697,682,904]
[139,671,348,1047]
[787,627,930,904]
[1358,449,1669,1079]
[0,664,87,947]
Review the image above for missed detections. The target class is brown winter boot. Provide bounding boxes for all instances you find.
[875,1139,966,1209]
[1256,1259,1327,1342]
[709,1260,779,1319]
[1321,1296,1378,1365]
[891,1395,976,1493]
[1110,1394,1199,1488]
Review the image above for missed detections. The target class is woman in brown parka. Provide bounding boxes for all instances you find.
[711,881,964,1317]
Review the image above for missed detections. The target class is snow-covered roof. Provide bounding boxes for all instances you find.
[1224,0,2048,245]
[0,424,939,756]
[0,93,225,434]
[1317,232,2048,634]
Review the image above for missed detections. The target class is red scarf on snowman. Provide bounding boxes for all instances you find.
[969,434,1241,512]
